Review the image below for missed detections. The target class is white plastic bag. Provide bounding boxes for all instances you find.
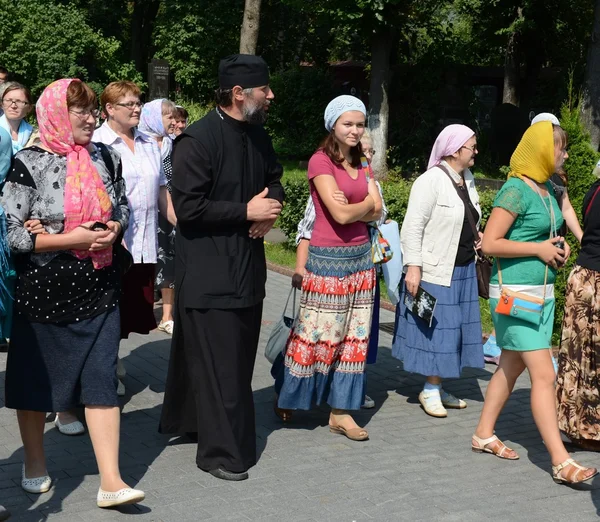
[264,287,297,363]
[379,220,403,304]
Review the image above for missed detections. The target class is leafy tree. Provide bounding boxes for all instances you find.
[240,0,262,54]
[0,0,140,96]
[580,0,600,150]
[153,0,244,102]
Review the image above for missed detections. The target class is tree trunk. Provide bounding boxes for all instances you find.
[581,0,600,151]
[240,0,262,54]
[502,7,523,106]
[130,0,161,76]
[368,26,393,177]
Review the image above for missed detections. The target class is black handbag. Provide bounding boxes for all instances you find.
[438,164,492,299]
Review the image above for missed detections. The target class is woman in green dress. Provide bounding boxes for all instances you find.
[471,121,597,485]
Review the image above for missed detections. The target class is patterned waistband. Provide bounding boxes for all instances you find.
[306,242,373,277]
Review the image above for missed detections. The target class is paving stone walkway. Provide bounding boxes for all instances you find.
[1,269,600,521]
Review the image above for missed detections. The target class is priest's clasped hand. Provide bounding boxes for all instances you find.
[247,187,282,222]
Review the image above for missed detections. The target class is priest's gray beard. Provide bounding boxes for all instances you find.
[242,97,269,125]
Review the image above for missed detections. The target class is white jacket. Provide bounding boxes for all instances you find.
[401,162,482,287]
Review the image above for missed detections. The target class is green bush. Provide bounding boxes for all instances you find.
[279,175,498,248]
[173,97,213,125]
[266,67,335,158]
[278,178,310,249]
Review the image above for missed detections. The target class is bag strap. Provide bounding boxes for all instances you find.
[283,287,297,318]
[585,184,600,218]
[437,163,479,241]
[360,156,371,182]
[497,255,548,300]
[96,142,116,184]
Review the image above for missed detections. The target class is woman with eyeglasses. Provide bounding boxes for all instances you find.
[0,78,144,507]
[0,82,33,155]
[94,82,176,395]
[392,124,484,418]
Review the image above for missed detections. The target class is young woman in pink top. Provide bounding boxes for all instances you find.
[275,95,382,441]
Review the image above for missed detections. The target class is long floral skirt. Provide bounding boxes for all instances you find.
[556,265,600,443]
[277,243,376,411]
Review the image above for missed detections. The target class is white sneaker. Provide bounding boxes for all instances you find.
[21,465,52,494]
[418,390,447,418]
[117,380,126,397]
[97,487,145,508]
[361,395,375,409]
[55,415,85,436]
[440,389,467,409]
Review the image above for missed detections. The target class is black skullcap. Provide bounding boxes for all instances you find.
[218,54,270,90]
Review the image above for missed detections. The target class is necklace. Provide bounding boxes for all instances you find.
[531,180,557,238]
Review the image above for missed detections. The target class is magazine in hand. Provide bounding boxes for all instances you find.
[404,285,437,327]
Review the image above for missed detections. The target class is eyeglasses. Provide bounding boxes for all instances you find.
[461,145,478,153]
[69,108,100,119]
[363,149,376,156]
[115,101,143,110]
[2,99,29,108]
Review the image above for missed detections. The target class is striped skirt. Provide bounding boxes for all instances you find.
[392,262,484,379]
[277,242,376,411]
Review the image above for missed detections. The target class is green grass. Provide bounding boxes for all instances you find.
[264,241,297,268]
[264,241,494,334]
[281,160,308,183]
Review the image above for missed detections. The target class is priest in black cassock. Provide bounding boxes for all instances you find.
[159,54,284,481]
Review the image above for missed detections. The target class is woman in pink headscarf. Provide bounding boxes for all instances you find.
[0,79,144,508]
[392,124,485,418]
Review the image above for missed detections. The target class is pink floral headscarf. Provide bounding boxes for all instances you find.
[427,124,476,170]
[37,79,113,269]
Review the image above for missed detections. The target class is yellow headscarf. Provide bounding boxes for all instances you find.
[508,121,555,183]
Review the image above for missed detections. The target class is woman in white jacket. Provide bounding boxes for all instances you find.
[393,124,484,417]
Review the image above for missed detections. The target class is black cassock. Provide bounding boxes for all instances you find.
[159,108,284,473]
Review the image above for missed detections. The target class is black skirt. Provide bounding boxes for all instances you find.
[156,212,175,290]
[5,306,120,412]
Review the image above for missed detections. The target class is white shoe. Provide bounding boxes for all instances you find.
[21,465,52,494]
[418,390,447,418]
[117,380,126,397]
[361,395,375,409]
[116,358,126,379]
[55,415,85,436]
[157,320,174,335]
[97,487,145,508]
[440,389,467,409]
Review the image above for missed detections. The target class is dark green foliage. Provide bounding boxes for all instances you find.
[278,175,498,247]
[278,178,310,249]
[265,68,335,158]
[0,0,141,96]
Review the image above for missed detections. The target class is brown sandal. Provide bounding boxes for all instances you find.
[329,423,369,441]
[552,458,598,484]
[472,434,519,460]
[273,398,292,422]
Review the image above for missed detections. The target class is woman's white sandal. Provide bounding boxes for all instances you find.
[471,434,519,460]
[158,320,174,335]
[97,487,145,508]
[55,416,85,436]
[21,465,52,494]
[552,458,597,484]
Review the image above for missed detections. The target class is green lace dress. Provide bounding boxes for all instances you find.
[489,177,564,351]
